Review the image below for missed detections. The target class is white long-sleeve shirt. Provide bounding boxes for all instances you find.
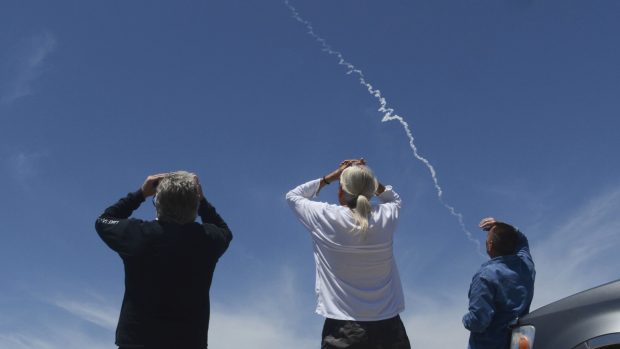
[286,178,405,321]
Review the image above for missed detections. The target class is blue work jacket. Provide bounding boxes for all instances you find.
[463,231,535,349]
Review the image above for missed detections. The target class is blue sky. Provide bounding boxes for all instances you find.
[1,1,619,348]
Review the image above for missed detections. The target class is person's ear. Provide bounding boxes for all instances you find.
[485,232,493,249]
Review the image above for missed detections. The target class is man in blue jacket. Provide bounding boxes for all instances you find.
[463,217,535,349]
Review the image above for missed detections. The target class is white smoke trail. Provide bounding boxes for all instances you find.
[284,0,483,255]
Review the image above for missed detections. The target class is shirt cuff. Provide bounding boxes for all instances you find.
[377,185,395,200]
[132,189,146,202]
[310,178,322,198]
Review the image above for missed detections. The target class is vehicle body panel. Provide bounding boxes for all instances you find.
[515,280,620,349]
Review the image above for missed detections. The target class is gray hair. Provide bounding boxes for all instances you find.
[340,165,378,237]
[154,171,200,224]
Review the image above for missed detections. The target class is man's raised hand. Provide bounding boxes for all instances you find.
[479,217,497,231]
[141,173,167,197]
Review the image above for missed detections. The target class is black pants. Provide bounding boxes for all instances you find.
[321,315,411,349]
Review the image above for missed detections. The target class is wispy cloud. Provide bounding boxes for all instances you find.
[210,310,316,348]
[0,31,56,105]
[531,185,620,308]
[0,334,56,349]
[210,266,318,348]
[0,291,114,349]
[10,152,45,178]
[0,329,110,349]
[5,150,49,189]
[52,299,118,330]
[403,291,469,348]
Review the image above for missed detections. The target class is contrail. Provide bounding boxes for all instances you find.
[284,0,483,255]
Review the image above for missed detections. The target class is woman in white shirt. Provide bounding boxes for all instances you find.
[286,159,411,349]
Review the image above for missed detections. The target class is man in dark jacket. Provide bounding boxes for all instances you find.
[95,171,232,349]
[463,217,535,349]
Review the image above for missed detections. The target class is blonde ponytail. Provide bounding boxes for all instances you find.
[340,165,378,237]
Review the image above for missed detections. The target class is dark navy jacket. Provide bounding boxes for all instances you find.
[96,190,232,349]
[463,231,535,349]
